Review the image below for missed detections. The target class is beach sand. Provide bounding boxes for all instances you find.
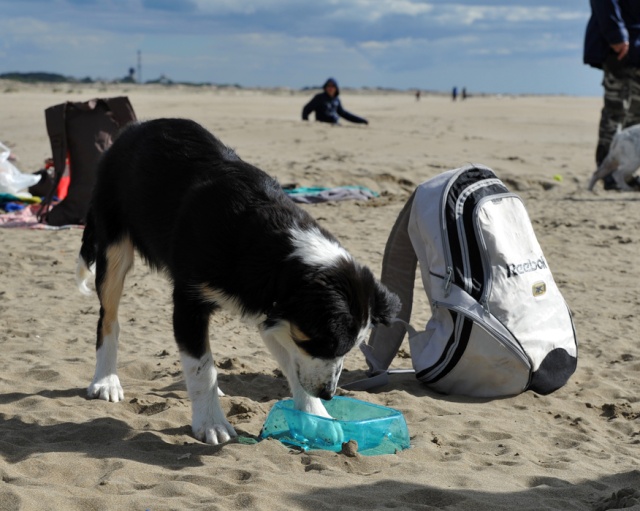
[0,83,639,510]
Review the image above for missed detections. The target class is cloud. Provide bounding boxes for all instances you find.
[430,5,586,25]
[326,0,434,22]
[0,16,111,49]
[0,0,598,94]
[142,0,197,13]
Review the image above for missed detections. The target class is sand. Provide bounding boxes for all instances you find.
[0,83,639,510]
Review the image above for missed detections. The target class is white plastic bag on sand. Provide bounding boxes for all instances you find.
[0,141,41,195]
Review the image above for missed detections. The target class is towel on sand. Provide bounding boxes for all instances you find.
[0,204,81,229]
[284,185,378,204]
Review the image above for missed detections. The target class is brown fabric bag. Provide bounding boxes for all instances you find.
[39,97,137,226]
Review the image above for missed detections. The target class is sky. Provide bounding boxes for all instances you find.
[0,0,602,96]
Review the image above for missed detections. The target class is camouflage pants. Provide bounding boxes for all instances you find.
[596,63,640,164]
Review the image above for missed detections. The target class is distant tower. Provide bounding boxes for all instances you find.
[137,50,142,84]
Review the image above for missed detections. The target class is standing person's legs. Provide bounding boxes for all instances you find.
[597,63,627,166]
[621,67,640,189]
[623,66,640,129]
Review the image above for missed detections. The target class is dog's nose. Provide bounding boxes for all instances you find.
[318,385,334,401]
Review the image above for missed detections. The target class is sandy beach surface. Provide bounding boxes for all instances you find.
[0,83,639,510]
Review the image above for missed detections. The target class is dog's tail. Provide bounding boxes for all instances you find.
[76,208,97,296]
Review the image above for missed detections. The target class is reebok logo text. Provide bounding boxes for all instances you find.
[506,257,547,278]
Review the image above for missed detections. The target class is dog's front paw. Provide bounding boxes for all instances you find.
[293,396,344,446]
[88,375,124,402]
[192,414,237,445]
[293,393,332,418]
[300,416,345,447]
[302,399,332,418]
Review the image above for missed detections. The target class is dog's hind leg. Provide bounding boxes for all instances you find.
[588,157,619,191]
[612,162,639,190]
[87,237,134,402]
[173,286,236,445]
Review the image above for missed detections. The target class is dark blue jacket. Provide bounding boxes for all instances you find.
[584,0,640,68]
[302,78,368,125]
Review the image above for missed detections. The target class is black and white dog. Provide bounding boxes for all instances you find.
[76,118,400,445]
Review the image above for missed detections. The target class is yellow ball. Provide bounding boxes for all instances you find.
[553,174,563,182]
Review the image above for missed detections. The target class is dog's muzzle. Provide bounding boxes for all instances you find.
[317,384,334,401]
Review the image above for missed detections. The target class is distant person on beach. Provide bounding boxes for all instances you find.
[584,0,640,189]
[462,87,467,100]
[302,78,369,125]
[452,86,458,101]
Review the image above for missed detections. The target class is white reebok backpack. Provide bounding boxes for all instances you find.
[346,165,578,397]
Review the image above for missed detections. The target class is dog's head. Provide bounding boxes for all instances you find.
[262,230,400,400]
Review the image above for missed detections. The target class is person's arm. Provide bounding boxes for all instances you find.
[336,100,368,125]
[302,95,319,120]
[592,0,629,58]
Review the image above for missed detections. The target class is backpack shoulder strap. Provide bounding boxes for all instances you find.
[342,190,418,391]
[38,103,68,221]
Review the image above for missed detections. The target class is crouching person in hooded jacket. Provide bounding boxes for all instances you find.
[302,78,369,125]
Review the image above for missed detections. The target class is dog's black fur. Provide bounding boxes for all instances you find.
[78,118,400,443]
[81,118,398,360]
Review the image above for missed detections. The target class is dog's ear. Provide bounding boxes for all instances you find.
[371,281,401,326]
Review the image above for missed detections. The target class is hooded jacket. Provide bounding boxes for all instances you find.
[584,0,640,68]
[302,78,368,125]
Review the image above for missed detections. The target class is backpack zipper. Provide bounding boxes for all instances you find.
[443,266,453,297]
[439,172,504,298]
[455,178,504,297]
[439,170,462,297]
[431,300,531,369]
[473,192,522,314]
